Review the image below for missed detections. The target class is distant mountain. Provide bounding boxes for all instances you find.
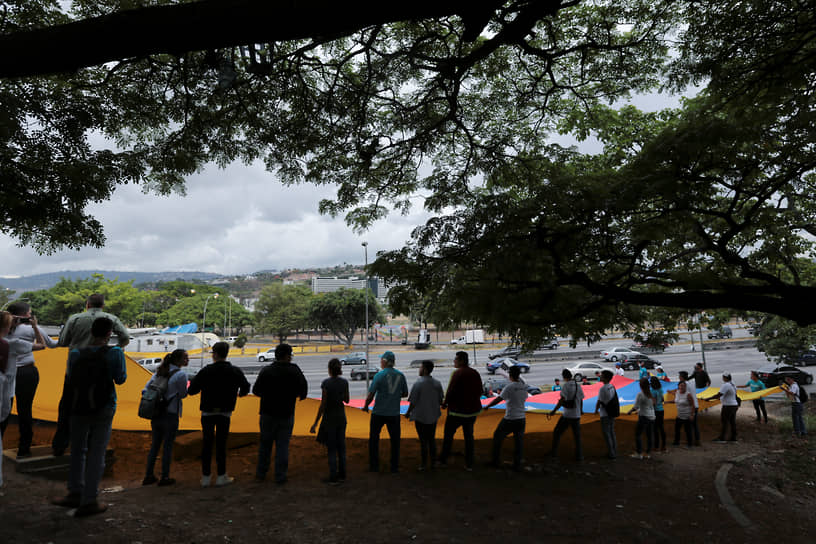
[0,270,224,293]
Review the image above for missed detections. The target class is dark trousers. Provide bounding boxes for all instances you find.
[201,415,231,476]
[369,414,401,472]
[673,417,693,446]
[752,399,768,422]
[635,416,654,454]
[492,418,525,470]
[52,375,72,454]
[439,414,476,468]
[652,411,666,450]
[146,413,180,479]
[718,405,738,441]
[551,416,583,460]
[414,421,438,468]
[256,414,295,482]
[792,403,807,436]
[15,365,39,454]
[325,424,347,479]
[691,407,701,443]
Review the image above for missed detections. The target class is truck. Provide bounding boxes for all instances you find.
[450,329,485,345]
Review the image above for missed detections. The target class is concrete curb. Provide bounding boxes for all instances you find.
[714,453,757,530]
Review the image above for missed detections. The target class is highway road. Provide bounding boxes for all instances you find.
[211,336,776,399]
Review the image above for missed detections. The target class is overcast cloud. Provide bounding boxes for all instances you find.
[0,161,433,277]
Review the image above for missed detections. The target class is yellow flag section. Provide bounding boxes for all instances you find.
[24,349,784,440]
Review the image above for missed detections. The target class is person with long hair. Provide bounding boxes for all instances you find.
[627,378,656,459]
[142,349,189,487]
[649,376,667,453]
[5,301,57,457]
[310,358,350,484]
[737,371,768,423]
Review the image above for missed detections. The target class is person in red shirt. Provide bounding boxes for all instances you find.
[437,351,483,471]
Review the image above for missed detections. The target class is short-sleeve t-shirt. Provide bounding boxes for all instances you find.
[499,381,528,420]
[650,386,664,412]
[560,380,584,418]
[789,382,801,404]
[369,367,408,416]
[634,391,655,419]
[720,382,739,406]
[746,379,766,392]
[597,383,616,418]
[321,376,349,428]
[639,366,649,380]
[408,375,444,424]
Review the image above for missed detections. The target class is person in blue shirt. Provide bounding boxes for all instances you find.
[362,350,408,473]
[552,378,561,391]
[638,361,650,381]
[51,317,127,518]
[737,371,768,423]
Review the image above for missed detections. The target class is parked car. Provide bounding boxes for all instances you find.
[599,347,641,361]
[620,353,662,371]
[565,361,614,381]
[755,363,814,387]
[257,348,275,362]
[137,357,163,373]
[746,323,762,336]
[349,364,381,381]
[707,326,733,339]
[788,351,816,367]
[486,357,531,375]
[340,351,367,365]
[483,377,542,397]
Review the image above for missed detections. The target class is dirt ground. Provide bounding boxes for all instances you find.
[1,400,814,544]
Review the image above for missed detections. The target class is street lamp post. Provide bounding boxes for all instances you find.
[201,293,219,368]
[362,242,370,391]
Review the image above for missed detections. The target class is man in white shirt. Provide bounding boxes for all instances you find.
[485,365,527,471]
[404,360,444,470]
[784,376,807,438]
[704,372,739,442]
[548,368,585,461]
[614,362,624,376]
[593,370,618,459]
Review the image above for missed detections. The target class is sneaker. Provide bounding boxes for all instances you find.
[215,475,234,487]
[321,477,340,486]
[337,472,346,483]
[74,502,108,518]
[464,466,473,472]
[142,475,158,486]
[643,454,651,460]
[16,451,31,459]
[201,475,212,488]
[417,465,425,472]
[51,494,81,508]
[630,453,643,460]
[157,477,176,487]
[712,439,728,444]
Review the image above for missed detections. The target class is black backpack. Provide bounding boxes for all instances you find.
[69,346,114,415]
[601,387,621,418]
[138,368,180,420]
[799,385,809,403]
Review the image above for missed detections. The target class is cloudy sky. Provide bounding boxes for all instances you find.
[0,161,435,278]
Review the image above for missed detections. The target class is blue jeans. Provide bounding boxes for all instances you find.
[792,403,807,436]
[146,412,180,479]
[325,423,347,479]
[69,407,115,506]
[369,413,401,472]
[600,416,617,458]
[257,414,294,482]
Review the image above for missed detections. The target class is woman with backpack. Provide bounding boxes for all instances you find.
[627,378,656,459]
[142,349,189,487]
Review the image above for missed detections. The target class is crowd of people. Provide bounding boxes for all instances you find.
[0,295,809,518]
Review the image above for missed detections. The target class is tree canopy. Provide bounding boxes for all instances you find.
[2,0,815,339]
[254,283,313,342]
[309,288,385,347]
